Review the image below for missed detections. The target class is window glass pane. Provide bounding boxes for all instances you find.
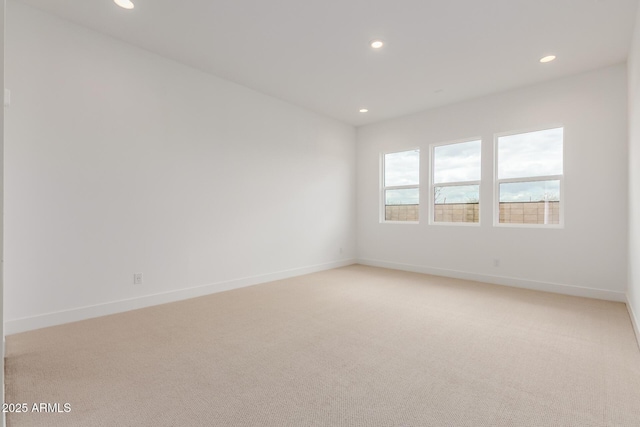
[499,180,560,202]
[434,185,479,204]
[385,188,419,205]
[385,188,419,221]
[433,185,479,223]
[498,128,563,179]
[499,180,560,225]
[434,140,481,184]
[384,150,419,186]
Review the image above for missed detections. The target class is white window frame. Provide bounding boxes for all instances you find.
[494,125,565,228]
[380,148,420,224]
[429,138,482,226]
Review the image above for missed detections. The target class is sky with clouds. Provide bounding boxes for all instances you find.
[385,128,563,205]
[497,128,562,202]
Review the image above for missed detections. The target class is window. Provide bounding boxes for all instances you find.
[431,139,481,224]
[496,127,563,226]
[382,149,419,222]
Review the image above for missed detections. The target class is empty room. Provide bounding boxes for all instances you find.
[2,0,640,426]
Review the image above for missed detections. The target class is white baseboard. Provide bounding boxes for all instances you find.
[5,259,357,335]
[357,258,627,302]
[627,298,640,351]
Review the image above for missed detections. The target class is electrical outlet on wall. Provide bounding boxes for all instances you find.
[133,273,143,285]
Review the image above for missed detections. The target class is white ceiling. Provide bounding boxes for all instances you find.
[15,0,640,126]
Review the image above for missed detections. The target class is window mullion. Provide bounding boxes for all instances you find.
[497,175,562,185]
[385,184,419,191]
[432,180,481,188]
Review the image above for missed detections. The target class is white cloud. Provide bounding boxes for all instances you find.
[386,188,419,205]
[498,128,563,179]
[499,180,560,202]
[434,140,481,184]
[385,149,419,186]
[434,185,479,204]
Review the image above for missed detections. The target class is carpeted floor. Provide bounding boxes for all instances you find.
[5,265,640,426]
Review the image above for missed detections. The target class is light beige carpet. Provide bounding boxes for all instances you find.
[5,265,640,426]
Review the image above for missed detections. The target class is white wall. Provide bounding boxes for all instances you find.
[4,1,356,333]
[1,0,5,425]
[628,4,640,342]
[357,64,629,301]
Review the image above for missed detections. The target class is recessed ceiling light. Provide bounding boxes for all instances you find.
[114,0,135,10]
[359,108,369,113]
[540,55,556,63]
[370,40,384,49]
